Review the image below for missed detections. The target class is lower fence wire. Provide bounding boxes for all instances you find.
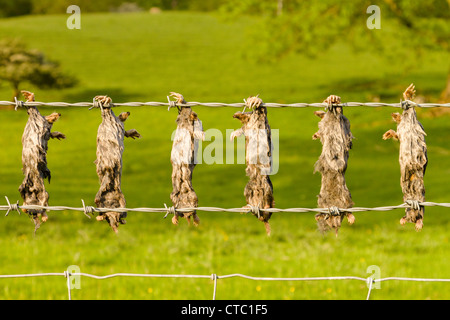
[1,271,449,300]
[2,198,450,300]
[2,197,450,217]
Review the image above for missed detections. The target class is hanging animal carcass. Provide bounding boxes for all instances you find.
[382,84,427,231]
[169,92,204,226]
[18,90,65,232]
[94,95,141,232]
[231,95,274,235]
[312,95,355,236]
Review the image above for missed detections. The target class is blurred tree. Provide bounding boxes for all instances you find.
[0,0,32,17]
[220,0,450,100]
[30,0,123,14]
[132,0,225,11]
[184,0,227,11]
[0,0,225,15]
[0,39,77,101]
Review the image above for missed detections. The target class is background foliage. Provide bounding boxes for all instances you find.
[0,0,225,16]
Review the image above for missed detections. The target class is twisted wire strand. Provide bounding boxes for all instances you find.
[2,198,450,216]
[1,100,449,109]
[1,271,448,301]
[1,271,448,283]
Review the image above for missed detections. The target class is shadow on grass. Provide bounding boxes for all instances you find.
[317,76,399,100]
[63,87,143,103]
[319,73,446,102]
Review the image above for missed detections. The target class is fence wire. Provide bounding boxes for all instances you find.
[2,197,450,218]
[1,99,450,110]
[0,269,449,300]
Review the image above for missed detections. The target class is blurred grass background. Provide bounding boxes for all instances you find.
[0,9,449,300]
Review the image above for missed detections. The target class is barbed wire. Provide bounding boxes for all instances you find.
[0,269,449,300]
[1,99,449,110]
[2,197,450,218]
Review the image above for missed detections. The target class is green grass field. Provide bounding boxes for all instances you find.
[0,11,449,300]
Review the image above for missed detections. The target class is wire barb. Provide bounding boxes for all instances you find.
[163,203,176,219]
[5,196,20,216]
[248,205,261,219]
[405,200,421,211]
[89,98,100,110]
[14,97,24,111]
[81,199,93,219]
[328,206,341,216]
[401,100,418,110]
[166,96,178,111]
